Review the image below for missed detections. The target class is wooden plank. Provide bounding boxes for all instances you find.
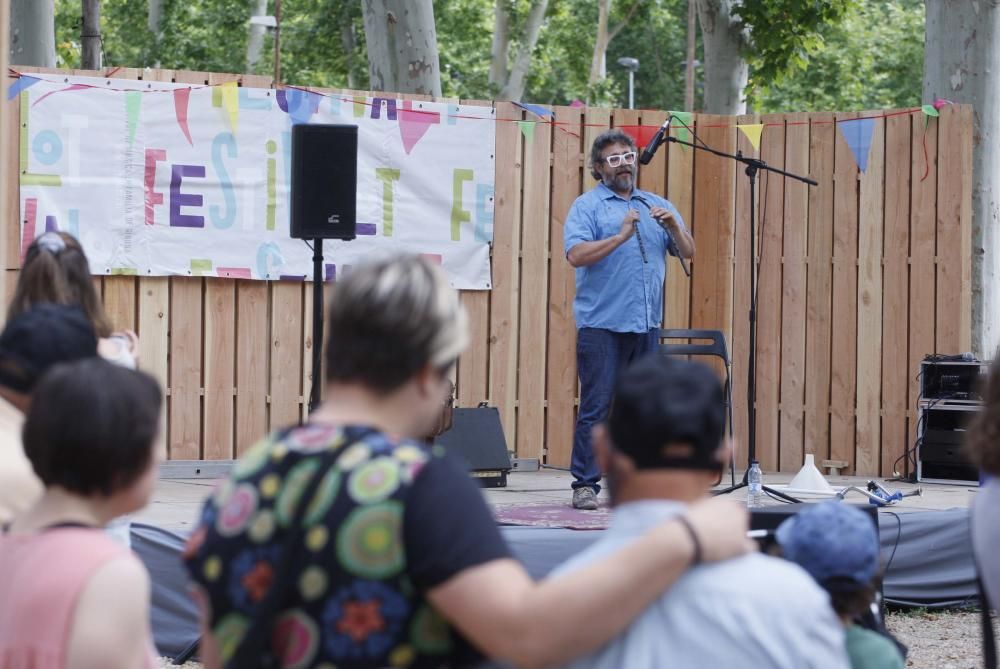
[168,277,203,459]
[5,71,20,270]
[690,114,735,379]
[488,102,523,448]
[731,113,759,470]
[103,275,136,333]
[515,109,552,460]
[236,281,269,453]
[301,279,314,424]
[779,113,809,471]
[203,278,236,459]
[804,113,835,464]
[137,276,169,455]
[665,115,693,331]
[935,104,972,354]
[269,281,303,430]
[754,115,785,471]
[855,115,885,476]
[831,112,860,473]
[881,113,911,477]
[907,112,937,477]
[545,105,583,467]
[457,291,490,406]
[959,105,973,352]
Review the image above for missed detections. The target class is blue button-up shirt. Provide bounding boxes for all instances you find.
[564,183,686,333]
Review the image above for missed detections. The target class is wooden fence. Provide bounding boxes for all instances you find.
[5,68,972,476]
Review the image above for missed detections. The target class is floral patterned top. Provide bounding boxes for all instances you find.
[184,423,510,668]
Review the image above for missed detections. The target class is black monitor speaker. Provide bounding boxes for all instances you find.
[290,124,358,240]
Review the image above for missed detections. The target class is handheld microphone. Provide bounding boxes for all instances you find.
[639,115,673,165]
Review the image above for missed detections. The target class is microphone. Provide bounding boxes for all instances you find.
[639,115,673,165]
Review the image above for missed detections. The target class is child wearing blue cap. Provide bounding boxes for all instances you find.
[776,502,904,669]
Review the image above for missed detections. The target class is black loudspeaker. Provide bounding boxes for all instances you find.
[434,407,512,488]
[290,124,358,240]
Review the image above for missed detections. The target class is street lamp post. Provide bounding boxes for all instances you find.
[617,57,639,109]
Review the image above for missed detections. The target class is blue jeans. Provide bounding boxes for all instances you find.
[571,328,658,492]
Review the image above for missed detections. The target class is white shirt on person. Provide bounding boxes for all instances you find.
[553,499,851,669]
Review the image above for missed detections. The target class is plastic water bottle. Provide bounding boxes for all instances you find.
[747,460,764,508]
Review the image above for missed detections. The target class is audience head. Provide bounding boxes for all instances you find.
[967,357,1000,477]
[23,358,163,513]
[324,254,468,435]
[0,304,98,408]
[10,232,113,338]
[776,502,880,621]
[597,354,728,501]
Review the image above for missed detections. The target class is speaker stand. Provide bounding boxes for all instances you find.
[308,238,324,414]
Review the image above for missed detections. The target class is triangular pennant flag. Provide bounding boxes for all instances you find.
[921,104,940,118]
[517,120,535,142]
[618,125,641,146]
[569,99,585,108]
[7,75,40,100]
[125,91,141,147]
[838,117,876,173]
[398,100,440,154]
[173,87,193,145]
[737,123,764,151]
[220,81,239,133]
[933,97,954,110]
[277,88,321,125]
[669,111,694,145]
[515,102,553,118]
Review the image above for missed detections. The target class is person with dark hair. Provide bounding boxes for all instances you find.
[555,354,848,669]
[0,304,99,524]
[185,254,754,669]
[776,502,904,669]
[966,357,1000,613]
[11,231,138,367]
[563,128,695,509]
[0,359,163,668]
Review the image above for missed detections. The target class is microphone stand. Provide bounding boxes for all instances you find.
[661,132,818,504]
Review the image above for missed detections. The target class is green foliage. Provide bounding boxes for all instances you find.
[48,0,923,114]
[749,0,924,113]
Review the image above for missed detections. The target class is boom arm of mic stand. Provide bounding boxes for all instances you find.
[665,136,819,186]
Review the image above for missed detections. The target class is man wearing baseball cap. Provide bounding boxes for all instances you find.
[554,353,849,669]
[777,502,905,669]
[0,304,99,524]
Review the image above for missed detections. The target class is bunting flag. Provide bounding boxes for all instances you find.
[173,87,193,145]
[7,75,40,100]
[220,81,239,133]
[515,102,553,118]
[737,123,764,151]
[569,99,585,108]
[921,104,940,118]
[517,120,535,142]
[125,91,141,147]
[618,124,660,149]
[838,117,876,173]
[669,111,694,145]
[399,99,441,154]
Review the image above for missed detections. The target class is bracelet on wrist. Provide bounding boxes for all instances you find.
[675,515,703,566]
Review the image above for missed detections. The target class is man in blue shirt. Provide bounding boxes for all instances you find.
[564,129,695,509]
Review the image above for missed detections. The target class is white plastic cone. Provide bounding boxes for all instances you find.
[787,454,835,494]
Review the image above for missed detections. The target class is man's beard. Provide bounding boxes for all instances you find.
[603,166,635,192]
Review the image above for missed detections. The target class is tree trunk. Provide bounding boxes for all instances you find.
[695,0,748,114]
[148,0,164,68]
[499,0,548,101]
[81,0,101,70]
[246,0,269,73]
[685,0,697,111]
[489,0,510,91]
[924,0,1000,358]
[588,0,612,88]
[9,0,56,67]
[361,0,442,96]
[342,23,358,89]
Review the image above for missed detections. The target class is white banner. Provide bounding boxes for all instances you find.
[15,74,495,289]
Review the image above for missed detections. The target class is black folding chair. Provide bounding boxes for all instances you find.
[655,329,737,487]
